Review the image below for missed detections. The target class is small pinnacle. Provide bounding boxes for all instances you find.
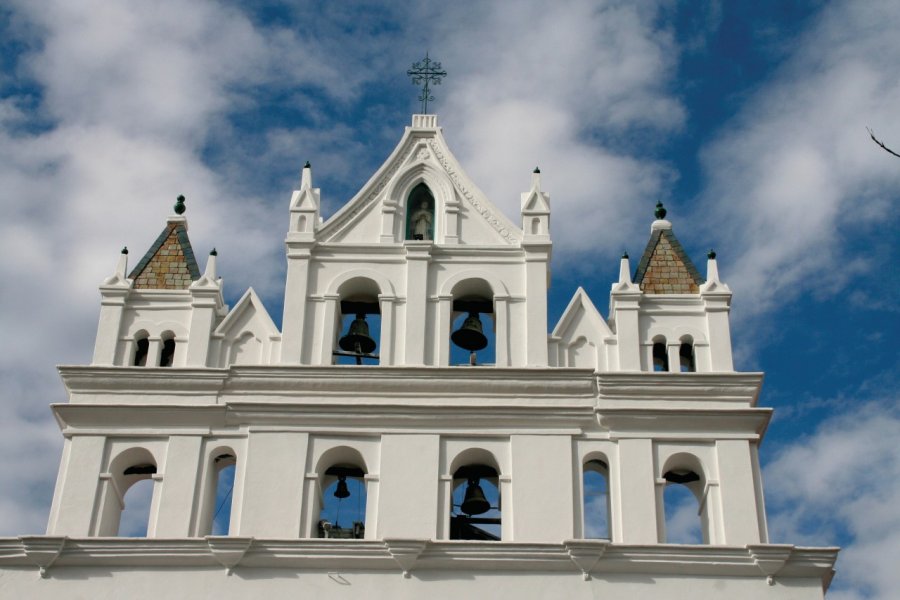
[174,194,186,215]
[707,249,717,259]
[304,161,311,169]
[621,251,629,259]
[654,201,667,220]
[210,248,218,256]
[121,246,128,255]
[533,166,540,173]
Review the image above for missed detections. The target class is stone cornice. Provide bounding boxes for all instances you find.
[0,537,838,587]
[597,372,764,406]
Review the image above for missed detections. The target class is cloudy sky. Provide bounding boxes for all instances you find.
[1,1,898,597]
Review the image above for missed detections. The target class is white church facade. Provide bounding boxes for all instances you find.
[0,114,837,598]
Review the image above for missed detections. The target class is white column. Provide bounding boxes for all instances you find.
[378,295,395,365]
[377,435,439,539]
[281,245,313,364]
[435,296,452,366]
[611,295,642,371]
[153,436,203,537]
[237,431,308,537]
[510,435,573,542]
[716,439,763,544]
[92,288,129,365]
[494,296,510,367]
[704,296,734,371]
[46,435,106,536]
[615,438,659,543]
[404,242,431,365]
[317,295,339,365]
[185,291,218,367]
[523,246,550,366]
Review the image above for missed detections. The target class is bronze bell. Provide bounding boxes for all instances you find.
[451,312,488,351]
[334,475,350,499]
[460,478,490,515]
[339,313,377,354]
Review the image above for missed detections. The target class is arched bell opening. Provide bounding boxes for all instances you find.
[333,278,382,365]
[652,337,668,372]
[661,453,708,544]
[317,464,367,539]
[132,330,150,366]
[199,449,237,536]
[450,464,501,540]
[679,336,696,372]
[582,459,610,539]
[159,331,176,367]
[405,182,436,241]
[98,447,158,537]
[449,278,496,366]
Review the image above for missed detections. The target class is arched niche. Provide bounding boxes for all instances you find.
[448,448,503,541]
[448,277,496,366]
[660,452,709,544]
[406,182,436,241]
[313,446,369,539]
[97,447,159,537]
[582,456,611,539]
[333,277,383,365]
[198,446,238,536]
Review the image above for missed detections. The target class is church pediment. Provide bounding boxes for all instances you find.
[318,115,522,246]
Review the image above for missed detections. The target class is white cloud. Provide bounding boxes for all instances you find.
[765,401,900,600]
[695,0,900,320]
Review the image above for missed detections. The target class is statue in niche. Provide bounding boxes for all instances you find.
[406,183,435,240]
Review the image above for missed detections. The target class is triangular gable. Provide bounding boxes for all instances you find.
[214,287,279,339]
[552,287,614,341]
[318,116,522,245]
[633,229,704,294]
[128,220,200,290]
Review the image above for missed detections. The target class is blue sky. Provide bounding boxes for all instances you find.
[0,1,898,598]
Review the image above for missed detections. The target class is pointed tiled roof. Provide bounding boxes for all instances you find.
[128,220,201,290]
[633,228,704,294]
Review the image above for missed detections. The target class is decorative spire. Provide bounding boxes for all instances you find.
[407,52,447,114]
[301,161,313,190]
[174,194,186,215]
[654,201,667,220]
[618,252,632,284]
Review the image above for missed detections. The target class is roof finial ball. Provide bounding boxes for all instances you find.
[707,249,717,259]
[654,201,667,220]
[174,194,186,215]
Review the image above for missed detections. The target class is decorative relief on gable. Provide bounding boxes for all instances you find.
[324,144,418,238]
[426,139,517,244]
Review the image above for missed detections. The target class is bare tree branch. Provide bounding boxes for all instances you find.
[867,127,900,158]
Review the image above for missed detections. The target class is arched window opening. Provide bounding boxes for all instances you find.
[531,217,541,235]
[450,279,496,367]
[333,278,382,365]
[583,459,610,539]
[117,462,157,537]
[662,469,705,544]
[450,464,501,540]
[317,465,367,538]
[159,336,175,367]
[406,183,435,240]
[202,452,236,536]
[679,341,695,372]
[335,302,381,365]
[133,335,149,367]
[119,477,155,537]
[652,339,668,372]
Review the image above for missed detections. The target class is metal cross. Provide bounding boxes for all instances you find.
[407,52,447,114]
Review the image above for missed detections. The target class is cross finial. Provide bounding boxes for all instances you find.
[407,52,447,114]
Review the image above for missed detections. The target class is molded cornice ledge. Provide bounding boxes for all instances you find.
[0,537,838,588]
[597,372,764,407]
